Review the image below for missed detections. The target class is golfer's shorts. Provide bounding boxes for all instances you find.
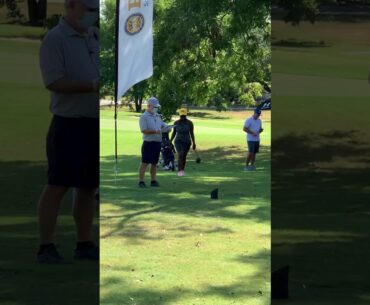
[247,141,260,153]
[46,115,99,188]
[174,140,191,154]
[141,141,161,164]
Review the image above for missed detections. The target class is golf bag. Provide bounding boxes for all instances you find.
[159,132,176,171]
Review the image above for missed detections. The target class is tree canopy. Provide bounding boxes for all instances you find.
[0,0,47,25]
[101,0,271,117]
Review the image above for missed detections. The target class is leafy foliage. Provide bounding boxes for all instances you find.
[0,0,23,21]
[100,0,271,118]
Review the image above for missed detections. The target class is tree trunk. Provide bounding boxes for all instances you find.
[27,0,47,26]
[37,0,47,20]
[135,97,143,113]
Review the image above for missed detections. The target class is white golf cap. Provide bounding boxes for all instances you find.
[148,97,160,107]
[67,0,99,9]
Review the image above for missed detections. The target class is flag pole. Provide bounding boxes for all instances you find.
[114,0,120,182]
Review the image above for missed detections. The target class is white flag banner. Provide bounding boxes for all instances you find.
[117,0,153,100]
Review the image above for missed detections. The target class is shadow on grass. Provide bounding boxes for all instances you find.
[101,145,270,240]
[272,39,330,48]
[101,248,271,305]
[0,161,99,305]
[272,130,370,303]
[100,145,270,304]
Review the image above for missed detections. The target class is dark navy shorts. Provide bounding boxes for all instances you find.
[46,115,99,188]
[141,141,161,164]
[247,141,260,154]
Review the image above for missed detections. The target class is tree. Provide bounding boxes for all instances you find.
[100,0,116,98]
[100,0,271,119]
[27,0,47,26]
[0,0,47,24]
[0,0,23,21]
[127,80,149,113]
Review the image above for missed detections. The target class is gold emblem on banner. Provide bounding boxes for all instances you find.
[125,13,145,35]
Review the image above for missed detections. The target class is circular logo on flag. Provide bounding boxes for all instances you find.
[125,13,145,35]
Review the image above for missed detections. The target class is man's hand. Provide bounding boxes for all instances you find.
[260,128,264,133]
[192,143,197,150]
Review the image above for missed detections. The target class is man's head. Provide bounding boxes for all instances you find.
[253,108,261,119]
[147,97,160,114]
[179,108,187,120]
[65,0,99,30]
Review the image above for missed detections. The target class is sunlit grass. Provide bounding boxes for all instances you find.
[100,109,271,305]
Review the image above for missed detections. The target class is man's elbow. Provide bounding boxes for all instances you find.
[46,84,54,91]
[46,81,59,92]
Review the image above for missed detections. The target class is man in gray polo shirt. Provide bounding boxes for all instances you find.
[37,0,99,264]
[138,97,171,188]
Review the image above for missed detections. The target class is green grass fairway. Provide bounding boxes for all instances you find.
[0,2,65,39]
[100,109,271,305]
[0,24,45,39]
[0,39,98,305]
[272,18,370,304]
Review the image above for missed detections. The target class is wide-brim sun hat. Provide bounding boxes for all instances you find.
[179,108,188,116]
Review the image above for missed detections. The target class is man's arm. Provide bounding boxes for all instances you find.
[243,120,257,136]
[170,122,177,141]
[140,116,160,135]
[243,126,257,136]
[40,32,98,94]
[47,78,98,93]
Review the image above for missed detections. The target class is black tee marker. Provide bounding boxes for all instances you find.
[210,188,219,199]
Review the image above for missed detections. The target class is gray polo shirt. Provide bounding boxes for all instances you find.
[139,111,167,142]
[39,18,99,118]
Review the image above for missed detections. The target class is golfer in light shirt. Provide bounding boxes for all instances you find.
[243,108,264,171]
[138,97,172,188]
